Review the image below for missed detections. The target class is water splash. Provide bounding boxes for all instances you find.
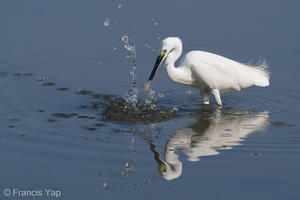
[144,87,157,108]
[122,35,136,55]
[122,35,159,110]
[139,85,157,109]
[122,35,139,109]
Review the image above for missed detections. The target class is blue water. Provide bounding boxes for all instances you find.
[1,1,300,199]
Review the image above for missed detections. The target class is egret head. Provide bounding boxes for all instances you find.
[148,37,182,82]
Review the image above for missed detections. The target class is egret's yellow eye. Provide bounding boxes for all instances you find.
[161,49,167,56]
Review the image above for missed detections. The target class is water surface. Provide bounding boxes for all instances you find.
[1,1,300,199]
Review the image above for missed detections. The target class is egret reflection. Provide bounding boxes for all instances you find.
[74,91,269,181]
[149,108,269,180]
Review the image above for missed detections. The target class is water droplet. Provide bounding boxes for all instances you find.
[158,93,164,97]
[154,22,158,25]
[99,60,104,64]
[144,42,148,46]
[143,179,150,184]
[103,182,109,189]
[104,18,110,27]
[121,172,127,177]
[186,90,192,94]
[118,4,122,8]
[112,46,117,50]
[172,106,179,112]
[121,35,128,43]
[125,43,135,52]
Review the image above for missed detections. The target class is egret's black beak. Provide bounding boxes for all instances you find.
[148,50,167,81]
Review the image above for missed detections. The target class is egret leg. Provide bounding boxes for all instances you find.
[200,91,210,105]
[210,89,222,106]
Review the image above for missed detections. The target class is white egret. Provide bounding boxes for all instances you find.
[144,37,270,106]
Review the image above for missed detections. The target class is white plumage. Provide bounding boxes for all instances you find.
[145,37,270,106]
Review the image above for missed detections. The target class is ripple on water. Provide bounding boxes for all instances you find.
[221,86,300,117]
[2,68,299,130]
[71,91,227,125]
[71,84,300,125]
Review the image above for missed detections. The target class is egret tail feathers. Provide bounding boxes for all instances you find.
[245,59,270,87]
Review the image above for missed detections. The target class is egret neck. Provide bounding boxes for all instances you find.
[164,45,194,87]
